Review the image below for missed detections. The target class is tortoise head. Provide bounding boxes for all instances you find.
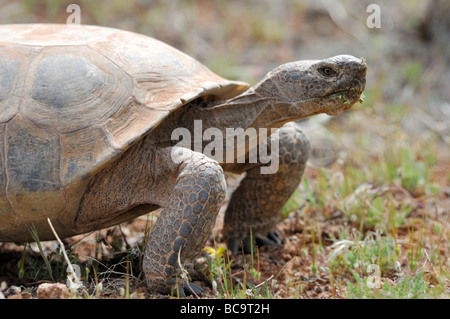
[254,55,367,117]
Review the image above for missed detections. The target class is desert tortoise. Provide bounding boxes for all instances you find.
[0,24,366,295]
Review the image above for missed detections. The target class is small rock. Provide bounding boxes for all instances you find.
[20,291,32,299]
[9,285,21,294]
[36,283,70,299]
[5,285,22,298]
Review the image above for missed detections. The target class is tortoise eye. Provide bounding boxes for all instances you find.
[319,67,336,77]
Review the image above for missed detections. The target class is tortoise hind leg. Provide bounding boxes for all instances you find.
[142,147,226,296]
[223,122,310,253]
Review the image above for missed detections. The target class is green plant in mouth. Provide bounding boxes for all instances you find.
[338,93,351,105]
[336,92,365,105]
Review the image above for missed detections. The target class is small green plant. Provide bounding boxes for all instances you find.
[201,245,235,298]
[18,223,81,284]
[249,231,261,281]
[24,223,55,281]
[345,268,430,299]
[19,244,82,284]
[328,230,400,280]
[383,145,434,196]
[201,236,276,299]
[340,183,414,232]
[310,221,317,275]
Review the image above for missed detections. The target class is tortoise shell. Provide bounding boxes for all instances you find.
[0,24,249,241]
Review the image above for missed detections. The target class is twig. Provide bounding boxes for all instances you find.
[47,218,83,290]
[255,275,274,288]
[177,248,200,298]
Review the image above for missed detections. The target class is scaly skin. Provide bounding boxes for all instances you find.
[223,123,310,253]
[142,150,226,295]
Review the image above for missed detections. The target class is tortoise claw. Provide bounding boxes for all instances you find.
[183,282,204,296]
[255,230,282,247]
[173,282,203,297]
[226,230,283,254]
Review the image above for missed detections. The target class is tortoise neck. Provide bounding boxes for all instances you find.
[168,89,313,166]
[186,89,295,132]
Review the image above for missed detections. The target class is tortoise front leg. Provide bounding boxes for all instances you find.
[223,122,310,253]
[143,147,226,296]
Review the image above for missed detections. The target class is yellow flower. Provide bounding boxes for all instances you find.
[203,246,227,258]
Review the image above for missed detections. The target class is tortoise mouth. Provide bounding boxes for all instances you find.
[323,88,365,116]
[327,88,363,104]
[326,73,366,107]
